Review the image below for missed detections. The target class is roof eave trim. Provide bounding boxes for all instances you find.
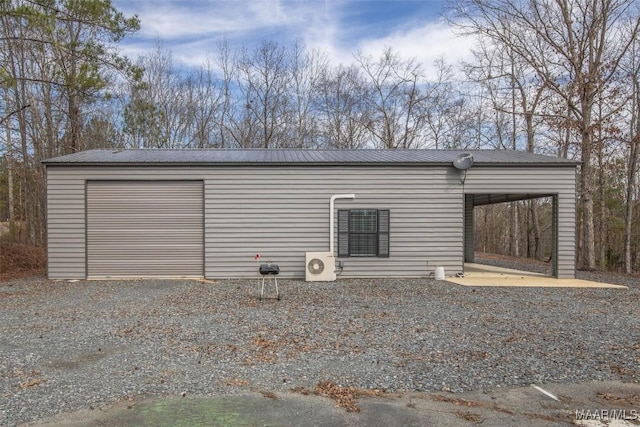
[42,161,579,167]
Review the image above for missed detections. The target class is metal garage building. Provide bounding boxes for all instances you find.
[43,149,577,280]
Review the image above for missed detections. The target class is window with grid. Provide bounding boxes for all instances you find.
[337,209,390,257]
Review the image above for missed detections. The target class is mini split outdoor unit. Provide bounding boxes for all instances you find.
[305,194,355,282]
[305,252,336,281]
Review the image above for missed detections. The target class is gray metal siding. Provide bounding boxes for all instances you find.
[46,173,86,279]
[46,163,576,280]
[204,166,462,278]
[86,181,203,279]
[464,166,576,278]
[46,166,463,279]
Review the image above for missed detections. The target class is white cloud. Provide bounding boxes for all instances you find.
[356,19,476,80]
[121,1,319,39]
[115,0,338,68]
[113,1,474,80]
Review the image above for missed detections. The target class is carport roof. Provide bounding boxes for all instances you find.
[43,148,578,166]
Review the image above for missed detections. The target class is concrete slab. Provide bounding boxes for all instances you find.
[445,263,628,289]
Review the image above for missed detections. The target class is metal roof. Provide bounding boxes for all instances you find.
[43,148,578,166]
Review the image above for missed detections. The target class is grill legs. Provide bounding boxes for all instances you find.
[260,274,279,300]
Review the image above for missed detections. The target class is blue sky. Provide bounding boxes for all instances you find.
[112,0,474,78]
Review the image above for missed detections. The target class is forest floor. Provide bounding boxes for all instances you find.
[0,240,46,281]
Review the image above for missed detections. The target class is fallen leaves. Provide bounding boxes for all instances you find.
[455,410,484,423]
[242,335,281,364]
[430,394,515,415]
[252,336,281,350]
[597,392,640,406]
[241,334,322,364]
[225,378,250,387]
[17,370,47,389]
[20,377,46,389]
[428,394,571,423]
[257,390,278,400]
[609,363,638,378]
[292,380,384,412]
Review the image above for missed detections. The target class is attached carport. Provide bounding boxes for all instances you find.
[463,192,558,274]
[460,159,577,279]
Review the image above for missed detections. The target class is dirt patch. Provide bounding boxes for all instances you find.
[47,350,109,370]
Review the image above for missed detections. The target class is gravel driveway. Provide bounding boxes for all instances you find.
[1,269,639,426]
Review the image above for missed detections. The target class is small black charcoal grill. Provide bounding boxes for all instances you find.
[259,262,280,300]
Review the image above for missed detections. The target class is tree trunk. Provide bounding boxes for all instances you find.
[510,202,519,257]
[17,97,34,244]
[581,138,596,269]
[68,90,82,153]
[625,72,640,273]
[623,154,637,273]
[597,151,606,268]
[5,116,14,229]
[530,199,542,260]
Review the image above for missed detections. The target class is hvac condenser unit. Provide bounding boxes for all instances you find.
[305,252,336,282]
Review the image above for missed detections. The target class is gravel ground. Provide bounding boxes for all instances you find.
[1,267,639,426]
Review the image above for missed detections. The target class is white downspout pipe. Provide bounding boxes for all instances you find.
[329,194,356,254]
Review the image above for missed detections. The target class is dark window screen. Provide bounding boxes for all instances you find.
[338,209,390,258]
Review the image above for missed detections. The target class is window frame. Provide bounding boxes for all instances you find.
[337,208,390,258]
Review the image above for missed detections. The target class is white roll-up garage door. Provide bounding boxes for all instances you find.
[86,181,204,279]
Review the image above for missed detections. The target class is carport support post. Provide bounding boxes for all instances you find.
[464,194,475,264]
[552,194,559,278]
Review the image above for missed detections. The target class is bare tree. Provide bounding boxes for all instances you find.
[124,43,197,148]
[287,41,326,148]
[213,38,241,148]
[623,37,640,273]
[425,58,477,149]
[237,41,290,148]
[356,47,430,148]
[448,0,640,269]
[315,64,372,148]
[188,58,227,148]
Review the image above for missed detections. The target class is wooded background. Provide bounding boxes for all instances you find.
[1,0,639,273]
